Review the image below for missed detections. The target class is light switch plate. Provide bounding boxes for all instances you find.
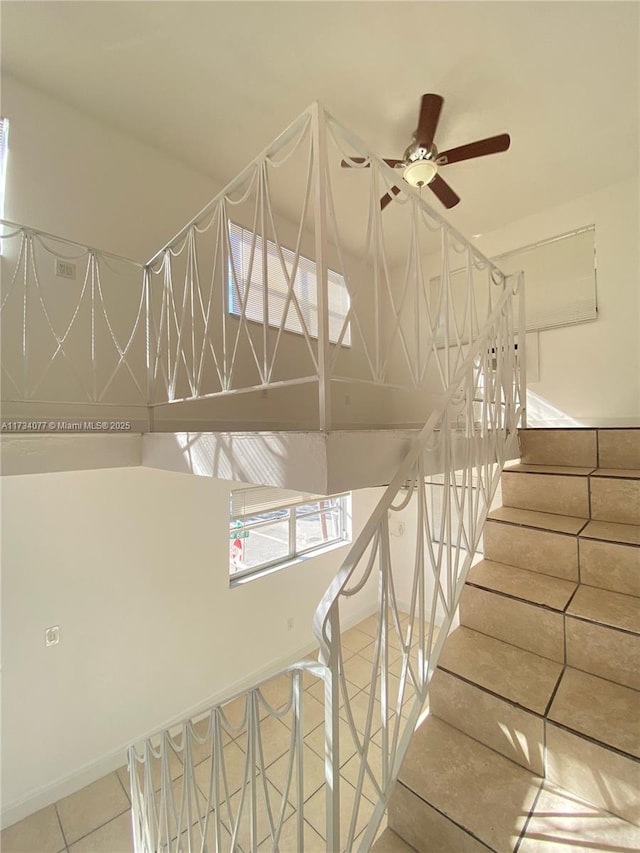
[45,626,60,646]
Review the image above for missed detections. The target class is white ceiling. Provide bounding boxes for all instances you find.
[2,1,638,245]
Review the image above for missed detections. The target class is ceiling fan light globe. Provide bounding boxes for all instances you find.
[403,159,438,187]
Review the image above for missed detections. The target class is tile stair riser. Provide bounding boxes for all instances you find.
[459,584,565,663]
[483,520,579,582]
[578,537,640,596]
[501,471,590,517]
[429,668,545,775]
[518,429,598,468]
[590,476,640,526]
[371,826,424,853]
[388,785,493,853]
[598,429,640,469]
[565,616,640,691]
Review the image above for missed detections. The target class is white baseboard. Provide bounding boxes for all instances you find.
[2,605,379,830]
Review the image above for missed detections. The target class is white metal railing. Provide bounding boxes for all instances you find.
[313,269,524,849]
[129,661,326,853]
[128,266,524,851]
[145,103,514,429]
[0,222,147,413]
[2,103,520,431]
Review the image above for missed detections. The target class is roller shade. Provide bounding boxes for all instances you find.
[495,227,597,331]
[431,227,597,341]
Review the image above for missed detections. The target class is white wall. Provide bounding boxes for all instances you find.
[2,74,218,261]
[0,466,381,825]
[476,180,639,421]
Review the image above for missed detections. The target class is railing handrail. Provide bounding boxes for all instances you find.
[128,659,327,752]
[142,100,505,279]
[323,107,506,283]
[0,219,144,268]
[312,269,521,657]
[143,107,315,270]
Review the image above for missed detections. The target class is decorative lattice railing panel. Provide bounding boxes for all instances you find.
[0,225,147,408]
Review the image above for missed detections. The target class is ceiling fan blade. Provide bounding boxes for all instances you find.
[416,94,444,148]
[428,174,460,209]
[437,133,511,166]
[341,157,404,168]
[380,185,402,211]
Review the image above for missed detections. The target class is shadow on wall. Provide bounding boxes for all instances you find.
[175,431,299,488]
[526,391,583,427]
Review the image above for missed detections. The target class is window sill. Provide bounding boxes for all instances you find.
[229,538,351,588]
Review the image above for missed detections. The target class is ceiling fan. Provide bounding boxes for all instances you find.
[341,94,510,210]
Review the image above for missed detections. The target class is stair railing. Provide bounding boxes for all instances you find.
[127,266,524,852]
[313,267,525,850]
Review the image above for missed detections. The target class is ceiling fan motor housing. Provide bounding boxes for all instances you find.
[403,139,438,163]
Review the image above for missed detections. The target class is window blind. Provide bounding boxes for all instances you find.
[228,222,351,345]
[230,486,324,518]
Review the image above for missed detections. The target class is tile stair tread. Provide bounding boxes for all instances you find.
[370,827,418,852]
[438,626,562,715]
[518,781,640,852]
[397,715,542,853]
[505,462,595,476]
[467,559,577,610]
[592,468,640,479]
[488,505,587,535]
[548,667,640,759]
[580,520,640,546]
[567,585,640,634]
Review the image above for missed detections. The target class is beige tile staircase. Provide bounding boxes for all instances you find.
[374,427,640,853]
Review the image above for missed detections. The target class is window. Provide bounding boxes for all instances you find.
[229,486,351,581]
[228,222,351,345]
[0,117,8,216]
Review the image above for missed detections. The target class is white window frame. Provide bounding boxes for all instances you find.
[229,488,351,583]
[227,222,351,346]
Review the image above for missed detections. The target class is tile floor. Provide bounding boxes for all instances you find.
[2,613,430,853]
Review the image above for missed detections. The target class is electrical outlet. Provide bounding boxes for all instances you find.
[344,394,351,406]
[45,626,60,646]
[55,259,76,280]
[287,617,294,631]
